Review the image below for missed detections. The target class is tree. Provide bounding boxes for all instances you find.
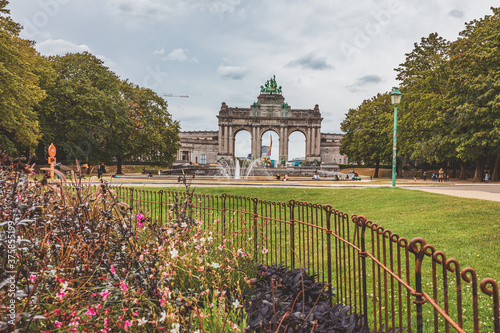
[340,93,392,178]
[106,81,180,174]
[0,1,48,153]
[448,7,500,181]
[38,52,124,164]
[394,33,458,174]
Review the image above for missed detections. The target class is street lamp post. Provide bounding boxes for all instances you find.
[390,87,402,187]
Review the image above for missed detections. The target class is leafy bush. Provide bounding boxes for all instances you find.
[245,263,366,333]
[0,156,256,332]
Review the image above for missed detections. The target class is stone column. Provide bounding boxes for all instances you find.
[251,127,256,159]
[256,126,261,158]
[306,127,311,159]
[229,126,234,158]
[224,126,229,155]
[316,128,321,157]
[218,125,222,155]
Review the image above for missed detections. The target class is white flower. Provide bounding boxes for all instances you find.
[171,323,180,333]
[207,236,213,242]
[159,311,166,323]
[181,222,187,228]
[169,248,179,258]
[211,262,220,269]
[200,237,206,243]
[138,317,147,326]
[232,299,240,308]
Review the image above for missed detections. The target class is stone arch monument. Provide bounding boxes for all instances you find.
[176,76,346,168]
[218,76,322,165]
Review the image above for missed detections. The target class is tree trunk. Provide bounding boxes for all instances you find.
[492,151,500,181]
[473,157,485,182]
[459,161,467,180]
[116,156,123,175]
[374,159,380,178]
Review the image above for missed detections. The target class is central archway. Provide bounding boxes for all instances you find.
[217,76,323,164]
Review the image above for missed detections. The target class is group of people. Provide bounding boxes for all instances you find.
[276,173,289,181]
[421,169,449,182]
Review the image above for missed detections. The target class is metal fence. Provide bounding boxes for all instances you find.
[113,187,499,333]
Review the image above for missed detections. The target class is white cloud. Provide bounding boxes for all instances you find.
[165,48,199,63]
[36,39,92,56]
[217,65,247,80]
[153,49,165,55]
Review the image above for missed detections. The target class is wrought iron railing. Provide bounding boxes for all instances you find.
[112,187,500,333]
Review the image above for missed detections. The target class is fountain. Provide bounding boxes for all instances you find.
[216,158,266,180]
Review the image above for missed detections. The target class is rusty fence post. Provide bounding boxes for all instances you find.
[252,197,258,259]
[129,188,134,211]
[354,215,369,329]
[324,205,333,306]
[288,199,296,269]
[409,238,429,333]
[158,190,163,225]
[221,193,227,238]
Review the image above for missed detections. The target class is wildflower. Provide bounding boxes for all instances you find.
[100,289,110,301]
[85,308,96,316]
[171,323,180,333]
[169,248,179,258]
[218,244,224,251]
[56,292,65,300]
[29,274,36,283]
[232,299,240,308]
[159,311,167,322]
[110,265,116,275]
[138,317,147,326]
[181,222,187,228]
[120,281,128,292]
[55,321,62,328]
[137,213,144,221]
[124,320,132,331]
[262,247,268,254]
[211,262,220,269]
[137,220,144,228]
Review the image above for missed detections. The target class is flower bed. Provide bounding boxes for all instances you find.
[0,156,365,332]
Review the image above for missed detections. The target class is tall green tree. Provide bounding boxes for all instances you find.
[0,1,48,153]
[448,7,500,181]
[106,81,180,174]
[340,93,392,178]
[39,52,123,164]
[394,33,459,174]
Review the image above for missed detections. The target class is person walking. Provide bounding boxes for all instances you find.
[97,164,102,179]
[438,168,444,182]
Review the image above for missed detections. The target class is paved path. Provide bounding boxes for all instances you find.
[103,176,500,202]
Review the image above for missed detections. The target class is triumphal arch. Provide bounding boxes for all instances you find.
[177,76,345,167]
[218,76,322,164]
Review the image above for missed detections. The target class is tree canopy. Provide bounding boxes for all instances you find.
[0,0,180,168]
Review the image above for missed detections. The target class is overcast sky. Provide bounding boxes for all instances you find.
[8,0,496,160]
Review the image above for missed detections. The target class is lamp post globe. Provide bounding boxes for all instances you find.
[390,87,402,187]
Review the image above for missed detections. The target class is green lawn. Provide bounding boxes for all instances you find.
[152,186,500,281]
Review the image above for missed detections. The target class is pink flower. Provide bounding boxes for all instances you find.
[85,307,96,316]
[29,275,36,283]
[124,320,132,331]
[100,290,110,301]
[120,281,128,292]
[110,265,116,275]
[137,220,144,228]
[262,247,268,254]
[56,292,65,300]
[137,213,144,221]
[55,321,62,328]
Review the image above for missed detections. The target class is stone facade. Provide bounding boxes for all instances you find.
[176,77,347,167]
